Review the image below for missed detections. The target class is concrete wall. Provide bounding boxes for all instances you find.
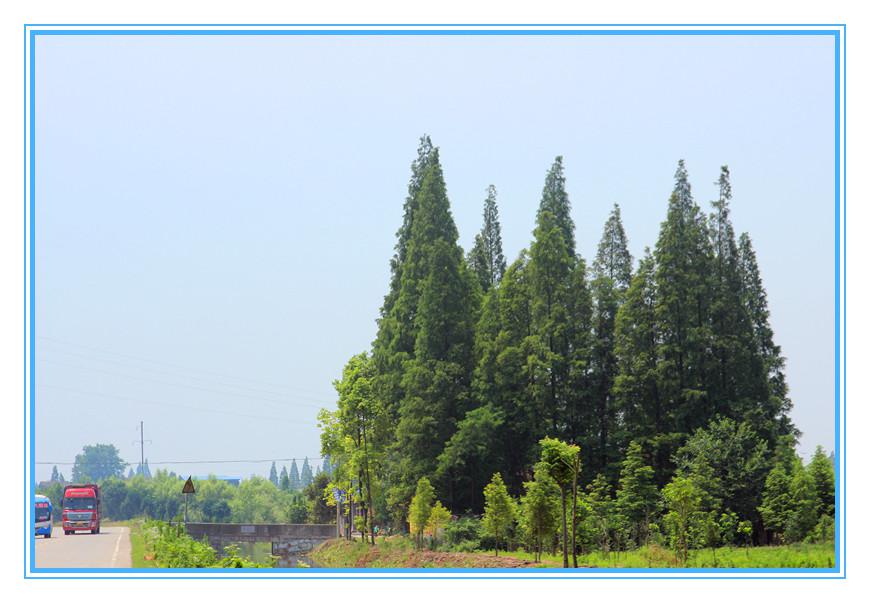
[184,523,335,566]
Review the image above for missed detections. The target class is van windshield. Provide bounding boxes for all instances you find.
[63,497,96,510]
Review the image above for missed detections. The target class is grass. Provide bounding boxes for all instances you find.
[128,520,158,568]
[473,543,834,569]
[100,518,156,568]
[312,537,834,569]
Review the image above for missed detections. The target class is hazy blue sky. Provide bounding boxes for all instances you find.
[34,33,835,482]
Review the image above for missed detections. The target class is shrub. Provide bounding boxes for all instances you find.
[444,517,483,552]
[806,514,834,544]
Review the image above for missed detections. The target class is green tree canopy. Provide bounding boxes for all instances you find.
[662,475,703,563]
[758,463,792,542]
[467,184,507,292]
[807,445,835,518]
[408,477,436,549]
[482,472,516,556]
[71,444,126,482]
[616,440,659,546]
[519,464,560,562]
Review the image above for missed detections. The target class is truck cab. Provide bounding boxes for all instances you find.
[61,484,101,535]
[34,494,52,538]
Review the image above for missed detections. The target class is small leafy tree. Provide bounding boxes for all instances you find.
[758,463,792,543]
[519,465,560,562]
[662,475,702,564]
[616,440,659,546]
[737,520,753,546]
[807,445,835,518]
[718,510,739,546]
[586,473,615,555]
[482,472,516,556]
[539,437,581,567]
[784,465,819,543]
[425,501,451,548]
[408,477,435,549]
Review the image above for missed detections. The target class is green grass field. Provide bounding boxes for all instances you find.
[504,543,834,568]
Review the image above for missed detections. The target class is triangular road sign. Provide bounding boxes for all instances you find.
[182,476,195,494]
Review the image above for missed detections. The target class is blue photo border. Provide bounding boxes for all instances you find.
[23,24,846,579]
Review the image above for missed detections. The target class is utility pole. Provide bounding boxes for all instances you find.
[132,421,151,477]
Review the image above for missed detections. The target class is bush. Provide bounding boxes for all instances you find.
[444,517,489,552]
[451,539,482,553]
[806,514,834,544]
[143,520,273,568]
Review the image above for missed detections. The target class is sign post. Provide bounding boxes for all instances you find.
[182,476,196,523]
[332,488,345,538]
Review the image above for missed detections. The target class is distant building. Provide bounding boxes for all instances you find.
[193,475,241,487]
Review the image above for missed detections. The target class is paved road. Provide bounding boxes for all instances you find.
[34,525,132,568]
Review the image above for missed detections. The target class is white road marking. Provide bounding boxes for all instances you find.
[111,528,123,567]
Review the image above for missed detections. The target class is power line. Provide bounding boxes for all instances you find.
[37,346,332,403]
[39,383,321,425]
[37,335,331,398]
[37,356,328,410]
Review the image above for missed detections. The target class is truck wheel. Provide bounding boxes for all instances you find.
[96,527,100,534]
[91,528,98,534]
[45,533,51,539]
[64,530,71,535]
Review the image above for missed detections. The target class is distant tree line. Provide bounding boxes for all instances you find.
[38,470,333,525]
[318,136,833,557]
[37,445,334,525]
[269,456,330,492]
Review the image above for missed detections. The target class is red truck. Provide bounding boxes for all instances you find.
[61,484,101,535]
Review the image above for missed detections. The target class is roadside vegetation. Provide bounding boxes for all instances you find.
[312,537,833,569]
[139,520,274,568]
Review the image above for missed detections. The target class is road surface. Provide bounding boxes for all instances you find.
[34,525,132,568]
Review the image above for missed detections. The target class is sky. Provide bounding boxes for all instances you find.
[33,32,836,483]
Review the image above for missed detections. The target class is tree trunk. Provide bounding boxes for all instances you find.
[571,468,578,568]
[361,424,376,546]
[560,490,568,568]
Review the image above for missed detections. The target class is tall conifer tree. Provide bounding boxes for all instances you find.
[471,252,539,493]
[590,204,633,480]
[372,135,439,422]
[529,158,578,439]
[392,149,479,511]
[708,166,764,421]
[737,232,796,444]
[279,465,290,491]
[614,249,667,483]
[468,185,507,292]
[301,457,313,488]
[289,459,301,491]
[653,160,715,464]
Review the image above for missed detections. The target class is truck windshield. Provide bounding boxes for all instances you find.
[63,497,96,510]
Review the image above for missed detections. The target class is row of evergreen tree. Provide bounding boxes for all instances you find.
[267,456,331,491]
[320,135,803,542]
